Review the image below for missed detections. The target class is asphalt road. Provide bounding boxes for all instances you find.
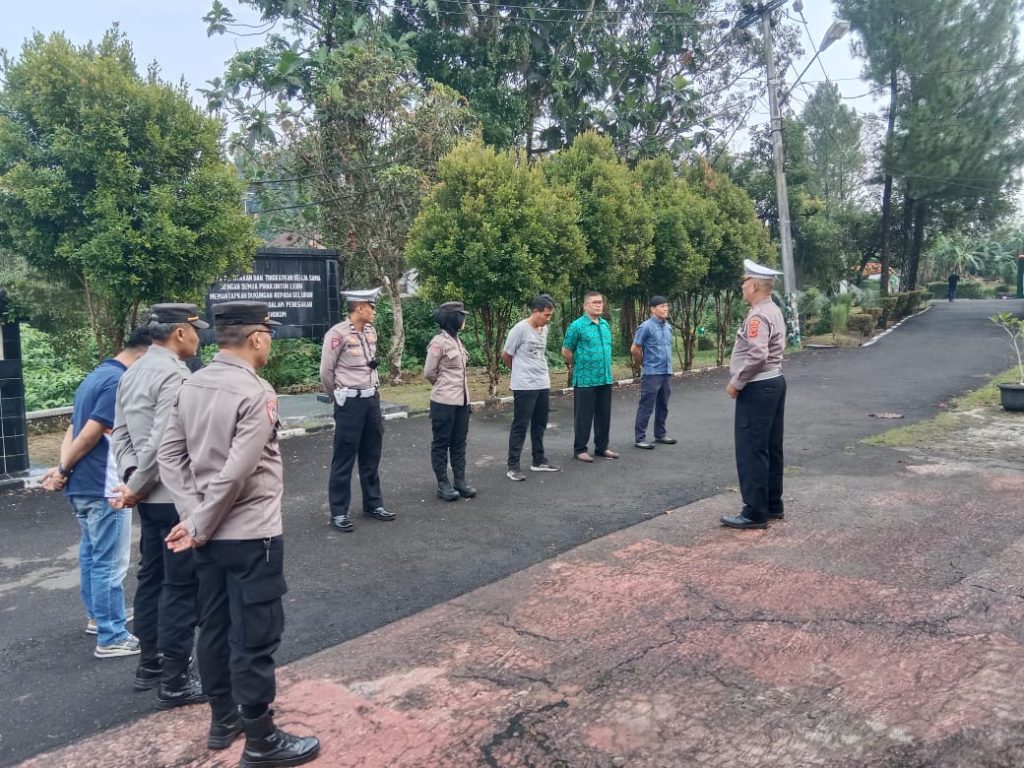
[1,298,1020,766]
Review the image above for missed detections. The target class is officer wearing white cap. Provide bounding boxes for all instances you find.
[110,303,207,707]
[160,301,320,765]
[320,288,395,531]
[721,259,788,530]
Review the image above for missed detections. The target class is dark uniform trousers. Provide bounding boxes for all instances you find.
[134,501,199,661]
[329,394,384,517]
[194,537,286,707]
[634,374,672,442]
[573,384,612,456]
[429,401,470,481]
[735,376,786,522]
[507,389,550,470]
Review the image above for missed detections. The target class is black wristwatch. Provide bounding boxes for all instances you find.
[58,463,72,478]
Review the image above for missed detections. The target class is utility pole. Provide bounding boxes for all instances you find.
[762,10,800,346]
[736,0,800,346]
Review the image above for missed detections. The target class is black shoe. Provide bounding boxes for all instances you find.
[634,441,655,450]
[156,667,207,710]
[133,656,163,692]
[453,476,477,498]
[436,479,460,501]
[330,514,353,532]
[239,711,320,768]
[208,695,243,750]
[363,507,396,521]
[720,514,768,530]
[768,509,785,520]
[655,436,678,445]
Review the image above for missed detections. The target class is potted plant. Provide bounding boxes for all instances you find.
[990,312,1024,411]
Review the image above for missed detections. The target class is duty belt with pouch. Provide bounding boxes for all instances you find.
[334,386,378,406]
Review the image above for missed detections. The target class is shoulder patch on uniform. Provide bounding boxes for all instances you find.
[330,336,341,350]
[267,399,279,424]
[748,318,761,338]
[428,343,441,355]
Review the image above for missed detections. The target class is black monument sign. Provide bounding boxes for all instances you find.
[203,247,341,341]
[0,288,29,474]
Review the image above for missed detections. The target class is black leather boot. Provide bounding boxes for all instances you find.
[452,473,477,498]
[436,478,460,501]
[239,710,320,768]
[207,695,243,750]
[133,653,163,692]
[155,657,207,710]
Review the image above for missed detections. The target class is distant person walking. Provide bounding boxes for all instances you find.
[424,301,476,501]
[948,272,960,302]
[502,294,561,481]
[721,260,787,531]
[562,291,618,463]
[631,295,677,450]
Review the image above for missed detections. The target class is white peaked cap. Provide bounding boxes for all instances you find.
[743,259,783,279]
[342,288,382,304]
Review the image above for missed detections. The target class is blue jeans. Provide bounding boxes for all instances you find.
[70,496,132,645]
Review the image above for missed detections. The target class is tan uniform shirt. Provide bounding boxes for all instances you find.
[158,351,283,544]
[729,298,785,391]
[320,320,379,394]
[424,331,470,405]
[111,344,191,503]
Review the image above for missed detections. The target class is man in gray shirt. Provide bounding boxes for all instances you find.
[502,294,561,481]
[111,303,207,708]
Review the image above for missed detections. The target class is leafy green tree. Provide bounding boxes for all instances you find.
[299,41,479,382]
[0,30,256,356]
[390,0,705,161]
[407,141,587,396]
[686,159,773,366]
[837,0,1024,292]
[543,131,653,347]
[801,82,865,205]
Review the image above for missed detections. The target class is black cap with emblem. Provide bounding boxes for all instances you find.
[212,301,282,327]
[148,302,210,329]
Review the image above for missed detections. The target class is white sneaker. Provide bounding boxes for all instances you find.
[530,462,561,472]
[95,633,141,659]
[506,469,526,482]
[86,610,133,635]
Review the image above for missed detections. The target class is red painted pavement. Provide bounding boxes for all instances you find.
[19,460,1024,767]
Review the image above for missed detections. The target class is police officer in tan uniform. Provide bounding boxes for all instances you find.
[424,301,476,501]
[722,260,787,530]
[160,301,320,767]
[320,288,394,532]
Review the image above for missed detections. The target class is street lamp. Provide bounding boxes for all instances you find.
[786,20,850,99]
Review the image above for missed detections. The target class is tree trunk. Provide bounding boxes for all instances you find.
[480,308,500,399]
[384,280,404,385]
[878,64,898,299]
[906,202,926,291]
[620,298,640,376]
[899,189,914,290]
[715,290,734,367]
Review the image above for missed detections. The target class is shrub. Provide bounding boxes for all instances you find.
[956,281,985,299]
[847,313,876,338]
[830,300,851,343]
[19,324,88,410]
[261,338,321,391]
[927,281,949,299]
[879,296,899,325]
[697,334,715,351]
[865,307,883,320]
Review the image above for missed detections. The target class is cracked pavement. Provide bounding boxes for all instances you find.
[4,299,1024,767]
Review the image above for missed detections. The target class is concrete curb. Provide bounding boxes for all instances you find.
[862,302,933,348]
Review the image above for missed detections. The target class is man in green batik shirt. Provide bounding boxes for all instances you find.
[562,291,620,463]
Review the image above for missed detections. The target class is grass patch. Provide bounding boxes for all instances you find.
[803,333,864,348]
[863,366,1020,448]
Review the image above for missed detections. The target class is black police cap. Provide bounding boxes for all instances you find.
[212,301,282,327]
[148,303,210,329]
[438,301,467,315]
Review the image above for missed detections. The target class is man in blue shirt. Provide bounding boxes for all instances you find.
[631,296,678,450]
[42,327,151,658]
